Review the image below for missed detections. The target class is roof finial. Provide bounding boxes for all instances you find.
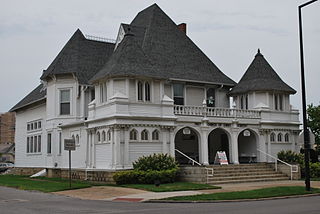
[258,48,260,54]
[255,48,263,57]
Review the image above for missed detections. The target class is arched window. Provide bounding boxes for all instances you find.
[107,130,111,141]
[138,81,143,101]
[97,132,101,142]
[76,135,80,145]
[141,129,148,141]
[278,133,282,142]
[102,131,106,142]
[270,133,275,142]
[145,82,150,101]
[285,133,289,142]
[130,129,138,141]
[152,130,160,141]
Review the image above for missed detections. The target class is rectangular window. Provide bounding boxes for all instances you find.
[60,90,71,115]
[38,121,41,129]
[34,136,37,153]
[38,135,41,153]
[279,95,283,111]
[47,133,52,154]
[274,94,278,110]
[100,83,104,103]
[27,137,30,153]
[59,132,62,155]
[30,136,34,153]
[173,83,184,105]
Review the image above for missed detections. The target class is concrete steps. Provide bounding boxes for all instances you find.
[179,163,290,184]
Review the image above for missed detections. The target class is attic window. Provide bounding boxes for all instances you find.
[173,83,184,105]
[137,81,151,102]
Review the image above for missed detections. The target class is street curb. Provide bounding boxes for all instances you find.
[144,193,320,203]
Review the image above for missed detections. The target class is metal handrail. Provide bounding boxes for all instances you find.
[257,149,298,180]
[175,149,201,166]
[174,149,214,184]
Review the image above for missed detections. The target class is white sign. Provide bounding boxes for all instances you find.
[64,139,76,151]
[214,151,228,165]
[243,130,251,136]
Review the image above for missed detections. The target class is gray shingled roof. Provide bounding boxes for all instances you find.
[91,4,235,86]
[229,50,296,96]
[10,84,46,112]
[91,34,163,81]
[41,29,115,84]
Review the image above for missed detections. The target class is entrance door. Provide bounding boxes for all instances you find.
[174,127,199,164]
[208,129,230,164]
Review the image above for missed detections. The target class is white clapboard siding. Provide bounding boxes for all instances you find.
[95,143,111,169]
[129,142,162,164]
[186,87,204,106]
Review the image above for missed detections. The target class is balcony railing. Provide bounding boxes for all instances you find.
[174,105,261,119]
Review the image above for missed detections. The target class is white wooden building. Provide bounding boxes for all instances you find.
[11,4,305,171]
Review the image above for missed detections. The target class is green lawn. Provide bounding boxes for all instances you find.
[0,175,218,193]
[121,182,220,192]
[163,186,320,201]
[0,175,92,192]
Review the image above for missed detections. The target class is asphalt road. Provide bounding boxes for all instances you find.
[0,186,320,214]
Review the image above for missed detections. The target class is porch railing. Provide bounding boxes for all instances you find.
[257,149,298,180]
[174,105,261,119]
[175,149,213,184]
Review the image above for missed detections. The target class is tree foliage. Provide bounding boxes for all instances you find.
[307,103,320,150]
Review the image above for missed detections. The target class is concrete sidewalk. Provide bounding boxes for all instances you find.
[54,180,320,202]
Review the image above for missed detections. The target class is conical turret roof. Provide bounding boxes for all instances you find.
[229,49,296,95]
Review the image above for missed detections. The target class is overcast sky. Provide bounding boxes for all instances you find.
[1,0,319,113]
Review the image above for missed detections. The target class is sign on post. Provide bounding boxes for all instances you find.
[214,151,229,165]
[64,138,76,189]
[64,139,76,151]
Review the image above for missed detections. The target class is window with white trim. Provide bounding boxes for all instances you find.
[100,83,107,103]
[141,129,149,141]
[137,81,151,102]
[47,133,52,154]
[130,129,137,141]
[152,130,159,141]
[277,133,282,142]
[285,133,289,142]
[102,131,106,142]
[60,89,71,115]
[270,133,275,142]
[173,83,184,105]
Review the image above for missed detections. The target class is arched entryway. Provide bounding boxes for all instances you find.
[174,127,199,164]
[208,128,230,164]
[238,129,258,163]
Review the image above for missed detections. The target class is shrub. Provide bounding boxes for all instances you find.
[113,153,179,185]
[113,169,178,185]
[277,150,303,164]
[310,162,320,178]
[133,153,178,171]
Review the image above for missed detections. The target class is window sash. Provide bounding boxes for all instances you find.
[47,133,52,154]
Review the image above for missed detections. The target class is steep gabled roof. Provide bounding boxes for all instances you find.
[91,4,235,86]
[10,84,46,112]
[91,34,163,81]
[41,29,115,84]
[229,50,296,96]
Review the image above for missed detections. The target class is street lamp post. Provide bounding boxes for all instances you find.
[298,0,318,191]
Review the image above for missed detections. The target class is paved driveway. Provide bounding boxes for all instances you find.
[1,186,320,214]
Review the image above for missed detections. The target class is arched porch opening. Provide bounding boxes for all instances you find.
[238,129,258,163]
[208,128,230,164]
[174,127,200,165]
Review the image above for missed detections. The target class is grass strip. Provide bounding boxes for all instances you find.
[0,175,92,192]
[121,182,220,192]
[163,186,320,201]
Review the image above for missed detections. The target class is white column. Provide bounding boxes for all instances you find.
[85,131,90,168]
[200,128,209,165]
[267,133,272,162]
[92,132,96,168]
[124,128,129,167]
[169,128,175,157]
[114,127,121,168]
[110,128,114,168]
[162,128,168,154]
[258,131,267,162]
[231,130,239,164]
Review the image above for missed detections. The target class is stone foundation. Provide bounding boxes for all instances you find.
[178,166,206,183]
[9,167,45,176]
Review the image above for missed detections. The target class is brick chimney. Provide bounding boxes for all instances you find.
[177,23,186,34]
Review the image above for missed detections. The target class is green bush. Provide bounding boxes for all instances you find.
[310,162,320,178]
[113,169,178,185]
[113,153,179,185]
[277,150,303,164]
[133,153,178,171]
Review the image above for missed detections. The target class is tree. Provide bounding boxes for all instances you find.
[307,103,320,151]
